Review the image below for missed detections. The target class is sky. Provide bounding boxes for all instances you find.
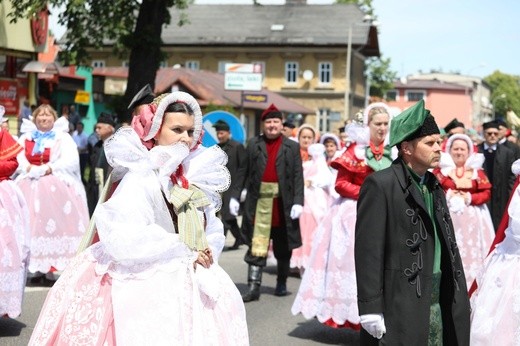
[49,0,520,78]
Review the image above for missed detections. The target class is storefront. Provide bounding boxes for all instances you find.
[0,2,48,132]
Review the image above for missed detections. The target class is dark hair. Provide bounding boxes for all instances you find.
[164,102,194,116]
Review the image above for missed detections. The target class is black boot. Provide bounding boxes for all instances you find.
[242,265,262,302]
[274,259,289,297]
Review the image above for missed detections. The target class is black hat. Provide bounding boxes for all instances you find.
[127,84,155,110]
[482,120,499,131]
[283,121,296,129]
[97,112,116,127]
[444,118,465,133]
[495,118,508,128]
[213,119,230,132]
[390,100,440,147]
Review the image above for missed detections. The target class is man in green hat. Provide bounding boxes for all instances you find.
[354,100,470,345]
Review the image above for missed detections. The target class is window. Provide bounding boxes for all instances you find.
[218,61,232,74]
[186,60,200,71]
[318,62,332,84]
[159,61,167,68]
[285,61,298,84]
[318,108,331,133]
[386,90,398,101]
[122,61,129,67]
[406,90,425,102]
[92,60,106,68]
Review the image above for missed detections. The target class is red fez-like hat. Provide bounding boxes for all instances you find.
[261,103,283,121]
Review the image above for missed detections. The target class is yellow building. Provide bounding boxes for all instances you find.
[87,2,379,133]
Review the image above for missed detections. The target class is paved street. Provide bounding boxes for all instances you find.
[0,235,359,345]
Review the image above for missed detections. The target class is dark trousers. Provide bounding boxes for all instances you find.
[79,153,89,184]
[223,218,243,244]
[244,227,292,266]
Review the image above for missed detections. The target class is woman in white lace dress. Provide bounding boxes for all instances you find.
[29,92,249,345]
[470,159,520,345]
[0,116,30,318]
[16,105,88,281]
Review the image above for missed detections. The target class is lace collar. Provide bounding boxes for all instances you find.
[20,116,70,139]
[104,126,230,211]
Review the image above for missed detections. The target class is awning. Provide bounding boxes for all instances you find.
[22,61,61,74]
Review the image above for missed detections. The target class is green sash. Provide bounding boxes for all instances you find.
[170,184,210,251]
[251,182,279,257]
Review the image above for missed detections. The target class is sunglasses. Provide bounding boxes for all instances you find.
[485,132,499,136]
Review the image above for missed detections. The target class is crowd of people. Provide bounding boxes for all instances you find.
[2,91,520,344]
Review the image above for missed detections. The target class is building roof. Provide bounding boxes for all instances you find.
[163,4,379,55]
[393,79,470,91]
[93,67,313,115]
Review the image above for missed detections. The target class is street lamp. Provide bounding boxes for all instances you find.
[492,93,506,119]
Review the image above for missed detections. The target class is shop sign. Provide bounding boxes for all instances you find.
[74,90,90,104]
[30,8,49,46]
[0,80,19,115]
[243,93,267,103]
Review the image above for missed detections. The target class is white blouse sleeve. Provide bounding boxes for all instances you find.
[95,171,193,269]
[204,206,226,261]
[47,133,81,178]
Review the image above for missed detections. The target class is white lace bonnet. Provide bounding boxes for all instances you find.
[445,133,474,154]
[363,102,392,126]
[138,91,203,150]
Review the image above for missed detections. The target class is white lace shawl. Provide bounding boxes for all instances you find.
[438,151,485,179]
[92,127,230,278]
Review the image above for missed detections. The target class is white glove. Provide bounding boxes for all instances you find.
[464,192,472,206]
[290,204,303,219]
[28,165,47,179]
[360,313,386,339]
[229,198,240,217]
[448,195,465,215]
[240,188,247,203]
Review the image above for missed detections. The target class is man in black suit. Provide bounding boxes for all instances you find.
[214,119,247,250]
[478,120,516,229]
[496,118,520,160]
[355,100,470,345]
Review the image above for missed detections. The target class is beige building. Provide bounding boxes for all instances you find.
[87,2,379,133]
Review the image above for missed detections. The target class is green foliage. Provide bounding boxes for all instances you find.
[366,55,397,99]
[4,0,190,65]
[484,71,520,120]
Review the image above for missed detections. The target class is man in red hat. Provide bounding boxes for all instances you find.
[231,103,304,301]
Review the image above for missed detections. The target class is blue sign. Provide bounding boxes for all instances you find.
[202,111,246,147]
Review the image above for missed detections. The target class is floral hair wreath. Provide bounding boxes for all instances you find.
[131,91,203,150]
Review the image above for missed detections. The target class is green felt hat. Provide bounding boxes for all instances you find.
[389,100,439,147]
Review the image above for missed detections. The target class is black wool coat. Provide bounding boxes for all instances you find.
[355,157,470,346]
[478,143,516,229]
[218,139,247,221]
[232,134,304,251]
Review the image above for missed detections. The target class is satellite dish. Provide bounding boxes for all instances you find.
[303,70,313,81]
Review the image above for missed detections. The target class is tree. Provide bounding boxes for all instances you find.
[484,71,520,121]
[4,0,189,121]
[366,55,397,99]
